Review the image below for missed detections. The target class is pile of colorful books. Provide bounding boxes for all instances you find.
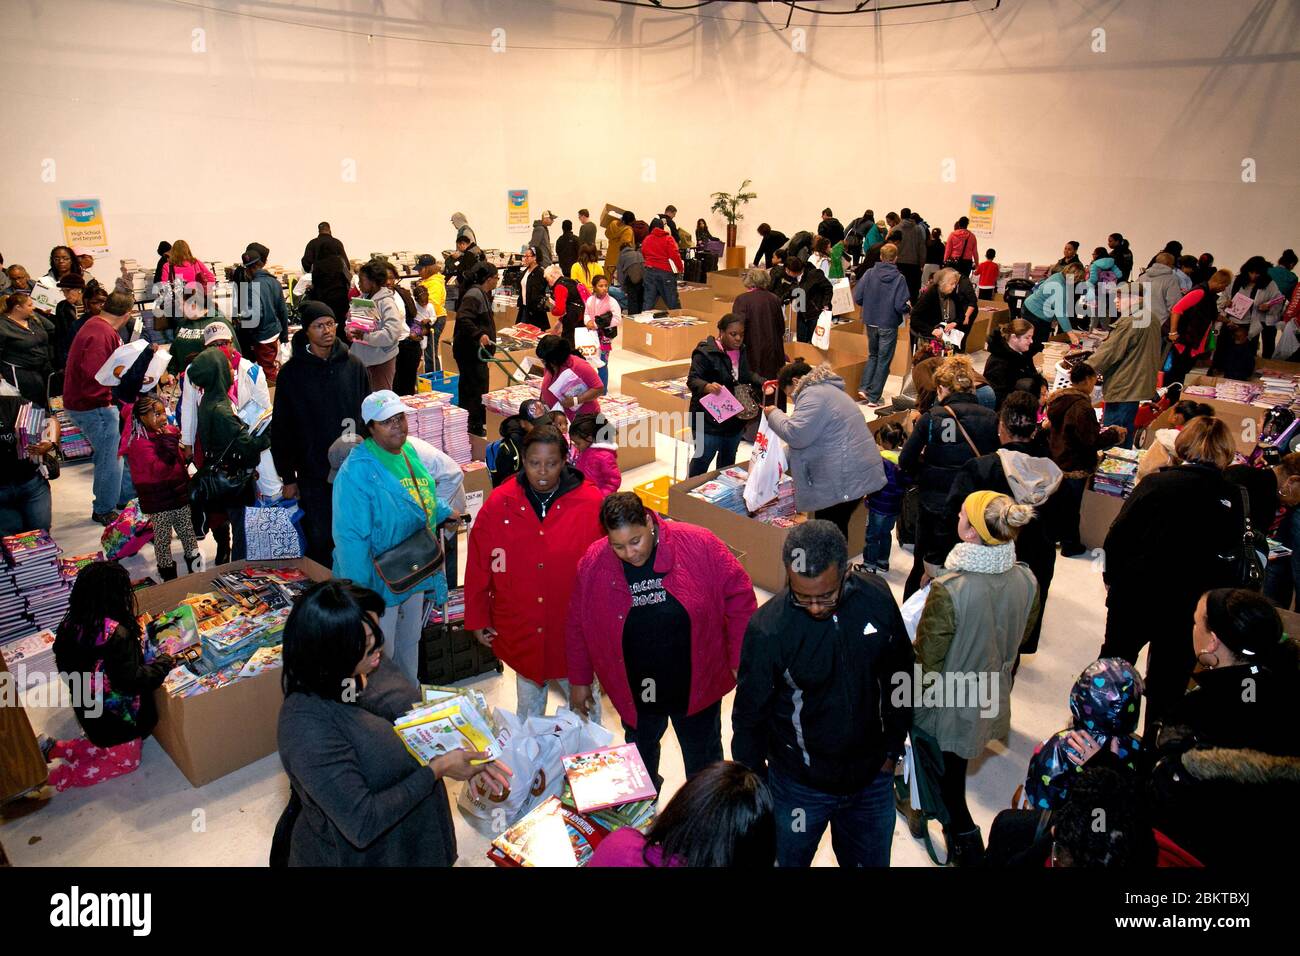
[425,587,465,626]
[346,298,379,337]
[1093,447,1143,498]
[688,466,749,514]
[484,382,543,417]
[393,685,500,765]
[596,395,653,431]
[643,377,691,400]
[629,312,706,329]
[48,397,92,460]
[0,531,72,643]
[488,743,658,867]
[148,566,313,698]
[752,476,800,527]
[495,325,544,350]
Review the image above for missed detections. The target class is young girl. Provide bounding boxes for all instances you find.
[583,275,622,390]
[45,561,176,791]
[863,421,912,572]
[569,413,621,495]
[126,394,201,580]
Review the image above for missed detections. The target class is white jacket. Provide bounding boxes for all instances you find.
[179,351,282,498]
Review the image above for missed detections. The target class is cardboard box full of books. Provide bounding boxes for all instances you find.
[668,463,867,593]
[140,558,331,787]
[622,310,712,362]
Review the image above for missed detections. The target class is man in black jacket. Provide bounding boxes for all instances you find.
[752,223,789,267]
[733,520,914,868]
[818,208,845,246]
[783,255,833,343]
[302,222,349,273]
[271,302,370,565]
[555,221,580,276]
[517,246,549,329]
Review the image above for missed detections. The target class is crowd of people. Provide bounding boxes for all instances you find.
[8,204,1300,870]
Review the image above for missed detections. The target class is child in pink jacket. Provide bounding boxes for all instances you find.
[570,413,621,495]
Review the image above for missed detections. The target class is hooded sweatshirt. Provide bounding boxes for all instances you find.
[271,324,371,487]
[641,227,684,274]
[852,260,911,329]
[530,219,554,267]
[450,212,475,246]
[573,441,620,495]
[187,347,272,467]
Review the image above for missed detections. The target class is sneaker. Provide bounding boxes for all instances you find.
[875,562,890,573]
[36,733,56,761]
[857,390,871,402]
[867,400,886,409]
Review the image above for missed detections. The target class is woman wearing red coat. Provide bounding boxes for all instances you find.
[466,425,606,720]
[566,492,756,789]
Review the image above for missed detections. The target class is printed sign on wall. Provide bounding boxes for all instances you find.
[968,194,996,237]
[507,189,529,230]
[59,198,109,254]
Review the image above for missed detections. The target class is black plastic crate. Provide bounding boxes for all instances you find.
[418,623,502,684]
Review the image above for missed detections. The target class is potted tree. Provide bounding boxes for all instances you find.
[709,180,757,249]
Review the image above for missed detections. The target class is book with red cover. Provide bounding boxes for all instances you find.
[561,743,658,814]
[488,796,611,867]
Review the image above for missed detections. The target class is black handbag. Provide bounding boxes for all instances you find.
[372,452,445,594]
[733,384,761,421]
[190,431,257,512]
[1231,484,1265,591]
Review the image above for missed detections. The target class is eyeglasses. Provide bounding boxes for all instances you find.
[788,573,847,611]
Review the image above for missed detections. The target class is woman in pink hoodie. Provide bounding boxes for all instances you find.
[159,239,217,292]
[566,492,756,790]
[569,413,621,495]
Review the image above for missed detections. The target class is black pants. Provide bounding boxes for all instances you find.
[951,259,974,279]
[1051,475,1087,551]
[898,262,922,302]
[622,700,723,792]
[905,506,954,599]
[297,480,335,568]
[1025,309,1053,346]
[796,313,815,343]
[394,337,422,396]
[1262,325,1277,360]
[1165,345,1200,386]
[454,347,488,435]
[814,498,862,544]
[625,282,644,315]
[1100,590,1198,737]
[977,288,994,301]
[938,751,975,834]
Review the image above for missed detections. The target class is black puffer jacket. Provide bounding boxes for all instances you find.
[897,392,1000,512]
[982,329,1044,406]
[686,336,765,437]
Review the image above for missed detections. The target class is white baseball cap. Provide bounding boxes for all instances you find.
[361,390,414,424]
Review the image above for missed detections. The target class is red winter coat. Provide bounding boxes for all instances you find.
[640,227,684,274]
[464,473,605,683]
[565,513,756,728]
[573,443,621,495]
[125,427,191,515]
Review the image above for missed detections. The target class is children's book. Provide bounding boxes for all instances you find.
[561,743,658,814]
[393,692,500,765]
[487,795,613,868]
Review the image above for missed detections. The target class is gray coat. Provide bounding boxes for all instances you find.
[765,363,887,512]
[530,220,554,267]
[1140,262,1184,330]
[277,656,457,866]
[889,219,927,266]
[348,285,405,367]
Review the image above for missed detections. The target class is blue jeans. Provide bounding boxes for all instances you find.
[858,326,898,401]
[865,509,897,569]
[975,384,996,409]
[607,286,628,312]
[0,474,53,535]
[68,405,135,515]
[515,674,602,724]
[1101,401,1139,449]
[769,767,895,867]
[597,352,610,390]
[688,429,742,478]
[641,267,680,311]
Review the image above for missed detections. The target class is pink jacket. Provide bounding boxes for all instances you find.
[565,513,756,728]
[162,259,217,290]
[944,229,978,264]
[573,443,620,495]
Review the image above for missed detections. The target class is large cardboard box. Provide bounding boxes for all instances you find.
[1079,487,1126,551]
[620,363,693,440]
[622,312,711,362]
[678,285,735,316]
[668,463,867,593]
[484,409,657,472]
[1143,382,1265,457]
[828,319,866,357]
[706,270,748,299]
[828,319,912,378]
[786,341,867,401]
[141,558,333,788]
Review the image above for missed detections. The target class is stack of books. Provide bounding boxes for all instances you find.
[346,298,379,337]
[402,392,450,447]
[0,628,57,687]
[495,325,544,350]
[752,476,799,526]
[484,382,543,417]
[689,468,748,514]
[59,552,102,579]
[425,588,465,626]
[442,405,471,463]
[644,377,691,399]
[14,402,47,454]
[49,397,92,460]
[393,686,500,765]
[1093,447,1143,498]
[0,531,71,642]
[596,395,653,431]
[629,312,705,329]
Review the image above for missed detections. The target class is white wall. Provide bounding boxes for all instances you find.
[2,0,1297,276]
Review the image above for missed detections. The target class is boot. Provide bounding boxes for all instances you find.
[894,775,925,839]
[158,564,178,582]
[214,524,231,566]
[183,552,203,575]
[945,827,985,867]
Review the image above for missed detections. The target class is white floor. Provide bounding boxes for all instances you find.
[2,341,1121,867]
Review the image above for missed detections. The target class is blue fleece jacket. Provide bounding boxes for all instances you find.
[853,261,911,329]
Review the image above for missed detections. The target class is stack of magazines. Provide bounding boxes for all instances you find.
[0,530,71,643]
[1093,447,1143,498]
[393,685,501,766]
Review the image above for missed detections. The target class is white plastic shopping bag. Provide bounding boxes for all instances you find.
[743,411,788,512]
[811,309,834,350]
[456,706,613,831]
[900,583,930,643]
[574,327,603,368]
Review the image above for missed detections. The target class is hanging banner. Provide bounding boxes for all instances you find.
[507,189,529,230]
[968,194,996,237]
[59,198,110,254]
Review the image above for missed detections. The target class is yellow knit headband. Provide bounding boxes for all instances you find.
[964,490,1010,546]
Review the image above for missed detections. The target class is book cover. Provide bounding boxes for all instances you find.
[562,743,658,813]
[700,385,743,424]
[488,795,612,868]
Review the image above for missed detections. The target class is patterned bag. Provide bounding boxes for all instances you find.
[100,499,154,560]
[244,500,305,561]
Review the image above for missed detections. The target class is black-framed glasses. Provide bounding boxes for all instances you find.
[788,572,847,612]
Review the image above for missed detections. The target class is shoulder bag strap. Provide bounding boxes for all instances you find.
[941,406,982,457]
[403,450,432,523]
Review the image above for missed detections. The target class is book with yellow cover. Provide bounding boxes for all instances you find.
[393,695,500,766]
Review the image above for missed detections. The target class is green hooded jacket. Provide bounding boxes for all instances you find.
[186,348,272,467]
